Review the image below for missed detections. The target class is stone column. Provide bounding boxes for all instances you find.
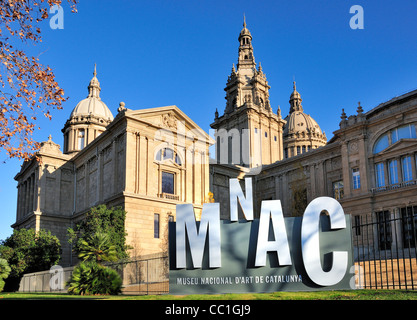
[341,142,351,197]
[310,163,317,199]
[16,184,22,220]
[396,157,402,183]
[124,130,137,194]
[358,136,368,192]
[54,170,61,213]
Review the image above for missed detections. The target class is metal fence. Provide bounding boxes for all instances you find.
[18,252,169,295]
[107,252,169,295]
[18,209,417,293]
[352,206,417,290]
[19,266,74,293]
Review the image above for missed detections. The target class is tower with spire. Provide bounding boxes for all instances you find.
[211,17,286,168]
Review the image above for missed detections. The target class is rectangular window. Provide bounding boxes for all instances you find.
[162,171,175,194]
[333,181,344,200]
[352,168,361,189]
[78,129,85,150]
[154,213,160,238]
[375,163,385,187]
[389,159,398,184]
[402,156,413,182]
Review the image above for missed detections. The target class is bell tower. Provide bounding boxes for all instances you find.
[211,18,286,168]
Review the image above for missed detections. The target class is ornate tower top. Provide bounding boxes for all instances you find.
[211,19,286,167]
[289,81,303,113]
[237,16,255,70]
[219,17,273,114]
[87,63,101,99]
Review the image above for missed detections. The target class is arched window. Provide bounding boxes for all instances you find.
[155,147,182,165]
[373,124,416,154]
[373,134,389,154]
[392,124,416,143]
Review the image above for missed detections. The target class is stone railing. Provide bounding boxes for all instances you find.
[158,193,180,201]
[371,179,417,194]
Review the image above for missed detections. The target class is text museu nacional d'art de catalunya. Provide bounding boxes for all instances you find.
[169,178,355,294]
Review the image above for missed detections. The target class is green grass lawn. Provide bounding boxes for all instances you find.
[1,290,417,300]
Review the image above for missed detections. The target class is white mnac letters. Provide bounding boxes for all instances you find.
[301,197,348,286]
[174,178,349,287]
[255,200,292,267]
[175,203,221,269]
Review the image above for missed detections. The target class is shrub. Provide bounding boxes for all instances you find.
[67,261,122,295]
[0,258,11,292]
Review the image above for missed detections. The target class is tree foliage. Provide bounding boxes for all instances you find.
[0,0,77,160]
[0,228,61,291]
[77,232,118,264]
[68,205,130,261]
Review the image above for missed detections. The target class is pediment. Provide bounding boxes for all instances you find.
[377,138,417,155]
[125,105,214,145]
[158,158,181,168]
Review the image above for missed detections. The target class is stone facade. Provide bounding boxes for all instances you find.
[12,20,417,266]
[210,19,417,250]
[13,68,213,266]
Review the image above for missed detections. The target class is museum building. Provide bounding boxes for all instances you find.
[12,21,417,266]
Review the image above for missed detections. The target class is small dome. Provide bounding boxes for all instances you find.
[238,15,252,40]
[239,26,252,37]
[290,88,301,101]
[70,64,114,121]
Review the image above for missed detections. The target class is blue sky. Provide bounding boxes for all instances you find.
[1,0,417,240]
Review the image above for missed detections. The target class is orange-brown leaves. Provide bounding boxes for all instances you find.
[0,0,77,161]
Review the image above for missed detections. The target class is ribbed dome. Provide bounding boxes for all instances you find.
[70,65,114,121]
[70,96,114,121]
[283,111,323,136]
